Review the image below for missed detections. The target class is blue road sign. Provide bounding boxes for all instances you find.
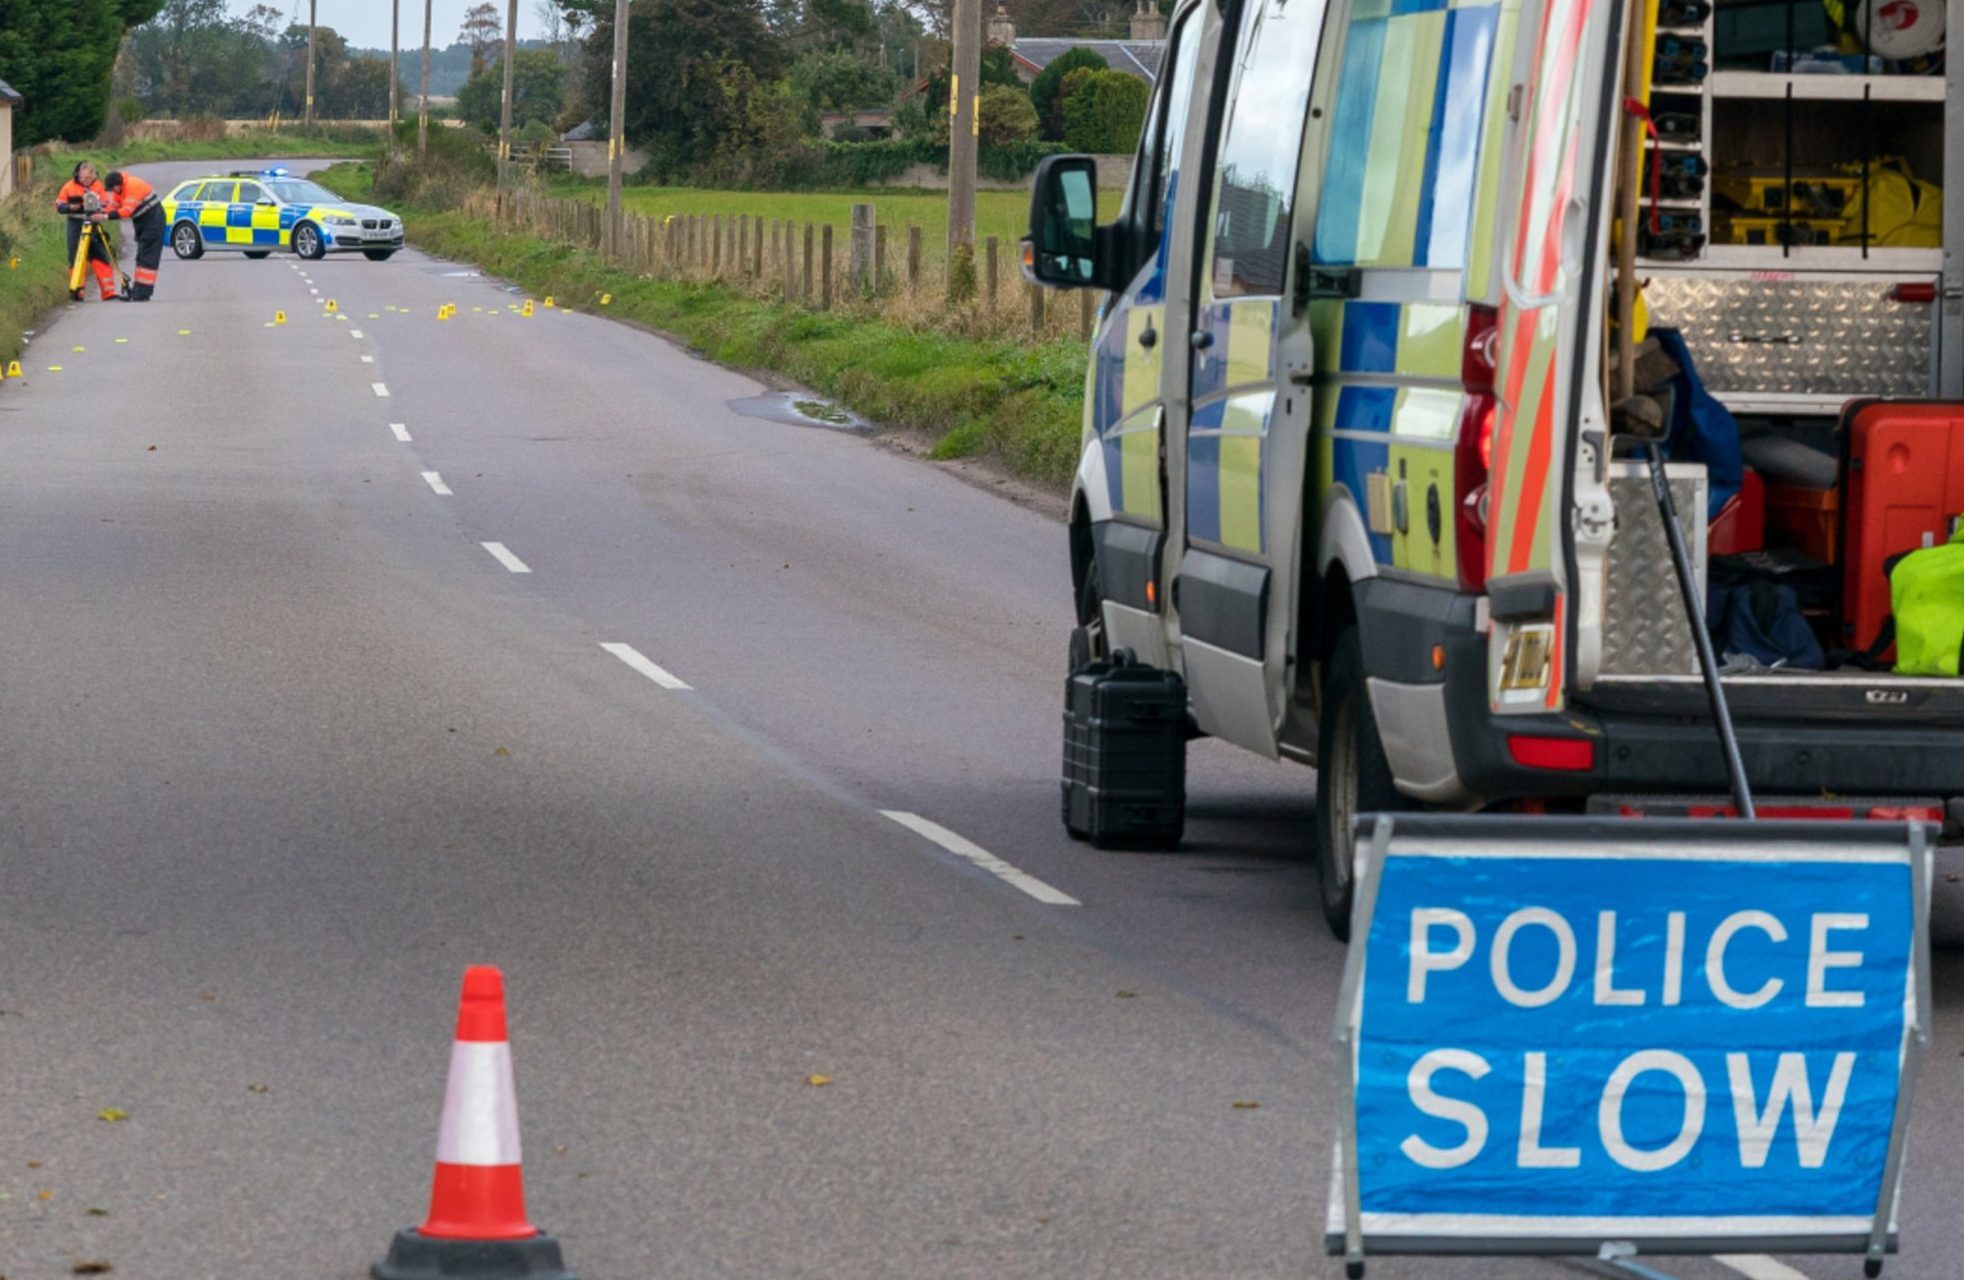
[1329,815,1929,1271]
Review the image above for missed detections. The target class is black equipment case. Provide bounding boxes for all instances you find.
[1061,650,1186,848]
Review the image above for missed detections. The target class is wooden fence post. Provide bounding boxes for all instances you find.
[906,225,922,295]
[986,236,999,312]
[849,203,874,296]
[1030,280,1045,335]
[752,216,763,278]
[802,222,814,301]
[1080,288,1093,340]
[782,222,794,302]
[821,224,834,309]
[875,223,888,294]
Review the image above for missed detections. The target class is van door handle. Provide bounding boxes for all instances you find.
[1190,330,1214,351]
[1138,324,1157,350]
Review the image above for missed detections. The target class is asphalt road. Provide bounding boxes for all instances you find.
[0,160,1959,1280]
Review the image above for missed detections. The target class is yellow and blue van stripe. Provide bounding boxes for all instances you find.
[1089,174,1180,526]
[1311,0,1505,271]
[1186,299,1278,556]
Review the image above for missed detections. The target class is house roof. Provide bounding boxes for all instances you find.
[0,79,21,106]
[1010,39,1164,83]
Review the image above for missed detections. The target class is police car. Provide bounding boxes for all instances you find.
[162,168,405,262]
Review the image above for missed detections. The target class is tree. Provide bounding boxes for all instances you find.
[459,1,504,78]
[920,41,1018,138]
[1028,44,1103,140]
[977,81,1035,145]
[577,0,786,174]
[456,49,564,131]
[0,0,167,145]
[326,55,399,119]
[699,59,817,187]
[1061,66,1144,153]
[788,48,894,112]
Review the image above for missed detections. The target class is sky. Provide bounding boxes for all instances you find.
[221,1,553,52]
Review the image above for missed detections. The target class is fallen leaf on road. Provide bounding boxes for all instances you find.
[1116,991,1137,999]
[85,1208,107,1217]
[27,1161,40,1169]
[95,1108,127,1123]
[71,1262,111,1274]
[37,1191,51,1201]
[1231,1101,1260,1110]
[247,1084,270,1094]
[145,446,156,452]
[493,747,509,757]
[806,1074,832,1087]
[198,993,215,1002]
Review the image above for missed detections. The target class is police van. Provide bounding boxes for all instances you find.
[1027,0,1963,934]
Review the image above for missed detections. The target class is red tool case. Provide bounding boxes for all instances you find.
[1840,399,1964,654]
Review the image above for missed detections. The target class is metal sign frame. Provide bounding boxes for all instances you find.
[1327,813,1931,1278]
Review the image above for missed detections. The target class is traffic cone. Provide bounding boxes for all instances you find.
[372,967,575,1280]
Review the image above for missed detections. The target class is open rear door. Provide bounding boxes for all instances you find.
[1481,0,1624,713]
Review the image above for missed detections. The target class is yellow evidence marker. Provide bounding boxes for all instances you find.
[177,329,190,336]
[275,311,287,325]
[543,296,554,308]
[522,300,534,317]
[5,361,21,378]
[600,293,612,305]
[325,299,338,314]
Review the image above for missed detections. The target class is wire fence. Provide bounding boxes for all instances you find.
[478,187,1098,345]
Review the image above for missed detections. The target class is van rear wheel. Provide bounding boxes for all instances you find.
[1067,551,1107,673]
[1314,627,1409,941]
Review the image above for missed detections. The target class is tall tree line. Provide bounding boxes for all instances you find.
[118,0,407,121]
[0,0,166,145]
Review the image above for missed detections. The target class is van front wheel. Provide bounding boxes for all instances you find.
[1314,627,1409,941]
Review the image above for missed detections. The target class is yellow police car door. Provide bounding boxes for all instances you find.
[196,180,235,242]
[1175,0,1330,757]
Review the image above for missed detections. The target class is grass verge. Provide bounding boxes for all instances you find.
[320,162,1085,487]
[48,127,387,168]
[0,187,79,369]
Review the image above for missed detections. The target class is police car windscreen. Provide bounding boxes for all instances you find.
[266,181,337,203]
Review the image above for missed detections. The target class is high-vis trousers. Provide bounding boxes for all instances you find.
[65,219,116,300]
[128,206,165,301]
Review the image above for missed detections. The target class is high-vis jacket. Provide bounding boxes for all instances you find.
[53,178,107,217]
[102,173,160,221]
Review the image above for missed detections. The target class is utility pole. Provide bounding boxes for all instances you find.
[606,0,630,257]
[390,0,401,132]
[419,0,432,154]
[947,0,980,270]
[498,0,520,221]
[304,0,317,126]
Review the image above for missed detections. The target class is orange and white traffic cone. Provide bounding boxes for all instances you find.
[373,966,576,1280]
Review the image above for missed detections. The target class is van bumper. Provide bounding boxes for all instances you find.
[1438,636,1964,803]
[1356,580,1964,804]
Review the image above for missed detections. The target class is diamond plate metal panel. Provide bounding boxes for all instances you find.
[1645,274,1933,399]
[1602,463,1708,678]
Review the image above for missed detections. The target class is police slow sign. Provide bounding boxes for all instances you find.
[1329,816,1929,1273]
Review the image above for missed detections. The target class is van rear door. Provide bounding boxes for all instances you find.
[1480,0,1625,713]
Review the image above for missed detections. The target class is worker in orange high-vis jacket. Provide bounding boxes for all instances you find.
[52,161,117,303]
[100,170,165,302]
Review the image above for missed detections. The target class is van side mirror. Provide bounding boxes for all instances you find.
[1025,155,1101,289]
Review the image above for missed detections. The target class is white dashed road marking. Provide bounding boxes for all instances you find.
[389,423,412,442]
[480,542,531,574]
[878,811,1081,906]
[421,471,452,496]
[371,383,390,397]
[1716,1258,1816,1280]
[361,355,374,363]
[350,329,363,338]
[600,643,692,691]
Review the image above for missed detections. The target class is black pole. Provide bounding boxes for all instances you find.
[1647,444,1755,818]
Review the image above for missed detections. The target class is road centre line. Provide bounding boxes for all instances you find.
[1716,1258,1815,1280]
[421,471,452,496]
[389,423,412,442]
[480,542,531,574]
[600,642,692,691]
[351,329,363,338]
[371,382,390,397]
[361,356,374,363]
[878,811,1081,906]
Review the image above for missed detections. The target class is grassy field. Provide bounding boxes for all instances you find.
[319,163,1086,486]
[543,179,1121,271]
[0,187,79,370]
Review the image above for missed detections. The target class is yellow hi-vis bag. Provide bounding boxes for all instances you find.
[1890,524,1964,676]
[1837,156,1943,248]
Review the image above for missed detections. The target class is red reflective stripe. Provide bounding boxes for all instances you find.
[134,268,157,284]
[1508,361,1558,573]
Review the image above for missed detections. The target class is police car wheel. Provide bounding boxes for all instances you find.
[362,249,397,261]
[292,223,326,261]
[244,250,272,260]
[1314,627,1408,941]
[171,223,203,260]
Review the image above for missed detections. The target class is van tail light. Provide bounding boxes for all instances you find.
[1506,734,1596,771]
[1455,304,1500,593]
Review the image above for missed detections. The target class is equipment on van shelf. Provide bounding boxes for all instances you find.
[1708,576,1828,670]
[1884,527,1964,675]
[1657,0,1711,25]
[1639,210,1707,258]
[1845,0,1946,61]
[1646,152,1707,200]
[1653,35,1710,83]
[1652,107,1703,141]
[1836,157,1942,248]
